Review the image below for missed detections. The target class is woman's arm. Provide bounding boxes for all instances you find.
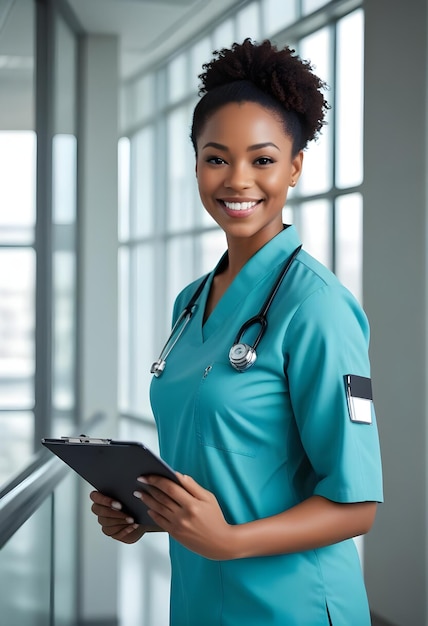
[135,473,377,560]
[230,495,376,559]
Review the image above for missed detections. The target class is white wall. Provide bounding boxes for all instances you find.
[363,1,428,624]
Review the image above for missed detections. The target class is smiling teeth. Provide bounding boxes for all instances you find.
[223,201,258,211]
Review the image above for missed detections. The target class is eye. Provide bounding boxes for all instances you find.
[206,156,227,165]
[254,156,275,166]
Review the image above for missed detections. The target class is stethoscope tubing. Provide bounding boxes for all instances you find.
[231,244,302,350]
[151,244,302,375]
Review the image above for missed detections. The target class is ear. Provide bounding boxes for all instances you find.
[290,150,304,186]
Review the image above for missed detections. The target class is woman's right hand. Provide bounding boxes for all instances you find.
[89,491,147,544]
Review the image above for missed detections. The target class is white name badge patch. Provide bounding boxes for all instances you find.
[344,374,373,424]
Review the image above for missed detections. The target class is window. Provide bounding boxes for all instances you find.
[0,0,36,483]
[0,2,79,486]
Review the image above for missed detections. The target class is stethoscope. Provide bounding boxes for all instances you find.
[151,244,302,376]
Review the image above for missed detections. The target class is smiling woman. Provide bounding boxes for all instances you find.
[92,38,383,626]
[195,102,302,267]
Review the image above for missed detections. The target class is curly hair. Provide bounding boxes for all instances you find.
[190,38,329,156]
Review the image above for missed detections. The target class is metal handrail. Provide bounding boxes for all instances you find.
[0,412,106,549]
[0,454,68,548]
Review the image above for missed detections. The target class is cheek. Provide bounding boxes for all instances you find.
[197,168,219,197]
[265,170,289,198]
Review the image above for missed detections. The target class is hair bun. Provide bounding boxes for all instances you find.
[198,38,329,147]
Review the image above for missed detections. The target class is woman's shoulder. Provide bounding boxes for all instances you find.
[284,248,368,336]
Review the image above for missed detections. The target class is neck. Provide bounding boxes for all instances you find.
[223,225,284,279]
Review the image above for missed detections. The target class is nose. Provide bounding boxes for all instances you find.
[224,162,252,190]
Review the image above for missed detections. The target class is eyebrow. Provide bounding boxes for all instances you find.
[202,141,280,152]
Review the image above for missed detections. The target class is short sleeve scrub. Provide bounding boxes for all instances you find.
[150,226,383,626]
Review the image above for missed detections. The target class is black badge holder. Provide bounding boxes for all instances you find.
[344,375,373,424]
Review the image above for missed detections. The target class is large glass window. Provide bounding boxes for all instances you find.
[0,1,79,487]
[0,0,36,484]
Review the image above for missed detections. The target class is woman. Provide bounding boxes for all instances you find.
[91,39,383,625]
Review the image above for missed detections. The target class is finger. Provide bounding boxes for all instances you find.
[102,522,139,539]
[175,473,208,499]
[96,512,136,527]
[138,475,192,502]
[90,490,123,511]
[142,474,208,506]
[134,488,178,516]
[91,502,132,521]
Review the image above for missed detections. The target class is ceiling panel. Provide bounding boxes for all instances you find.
[67,0,242,78]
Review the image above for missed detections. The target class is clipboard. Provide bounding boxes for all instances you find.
[41,436,180,524]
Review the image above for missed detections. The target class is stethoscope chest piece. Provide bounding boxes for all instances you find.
[151,359,166,377]
[229,342,257,372]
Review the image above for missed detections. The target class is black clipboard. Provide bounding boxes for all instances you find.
[41,436,180,524]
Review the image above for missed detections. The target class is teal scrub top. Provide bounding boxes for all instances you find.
[150,226,383,626]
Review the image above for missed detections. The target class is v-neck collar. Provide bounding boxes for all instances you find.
[199,225,302,342]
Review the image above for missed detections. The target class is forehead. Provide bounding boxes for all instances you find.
[197,101,291,147]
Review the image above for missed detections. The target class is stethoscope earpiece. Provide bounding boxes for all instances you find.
[229,343,257,372]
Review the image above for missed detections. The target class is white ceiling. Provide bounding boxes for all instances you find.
[0,0,244,80]
[66,0,244,79]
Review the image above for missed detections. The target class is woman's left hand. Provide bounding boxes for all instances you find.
[134,473,235,560]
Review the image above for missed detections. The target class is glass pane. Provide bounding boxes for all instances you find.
[132,245,156,417]
[302,0,330,15]
[134,73,155,123]
[236,2,261,42]
[54,473,78,625]
[166,236,193,332]
[299,28,332,195]
[282,205,294,226]
[118,247,130,411]
[336,10,364,188]
[51,9,78,432]
[168,53,188,103]
[167,107,195,232]
[0,0,34,130]
[295,200,331,268]
[0,496,52,625]
[0,411,34,486]
[335,193,363,302]
[118,137,131,241]
[263,0,297,37]
[52,134,77,224]
[0,248,35,409]
[190,37,213,94]
[52,251,76,414]
[132,126,155,237]
[120,529,171,626]
[0,131,36,244]
[213,19,235,50]
[197,229,226,275]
